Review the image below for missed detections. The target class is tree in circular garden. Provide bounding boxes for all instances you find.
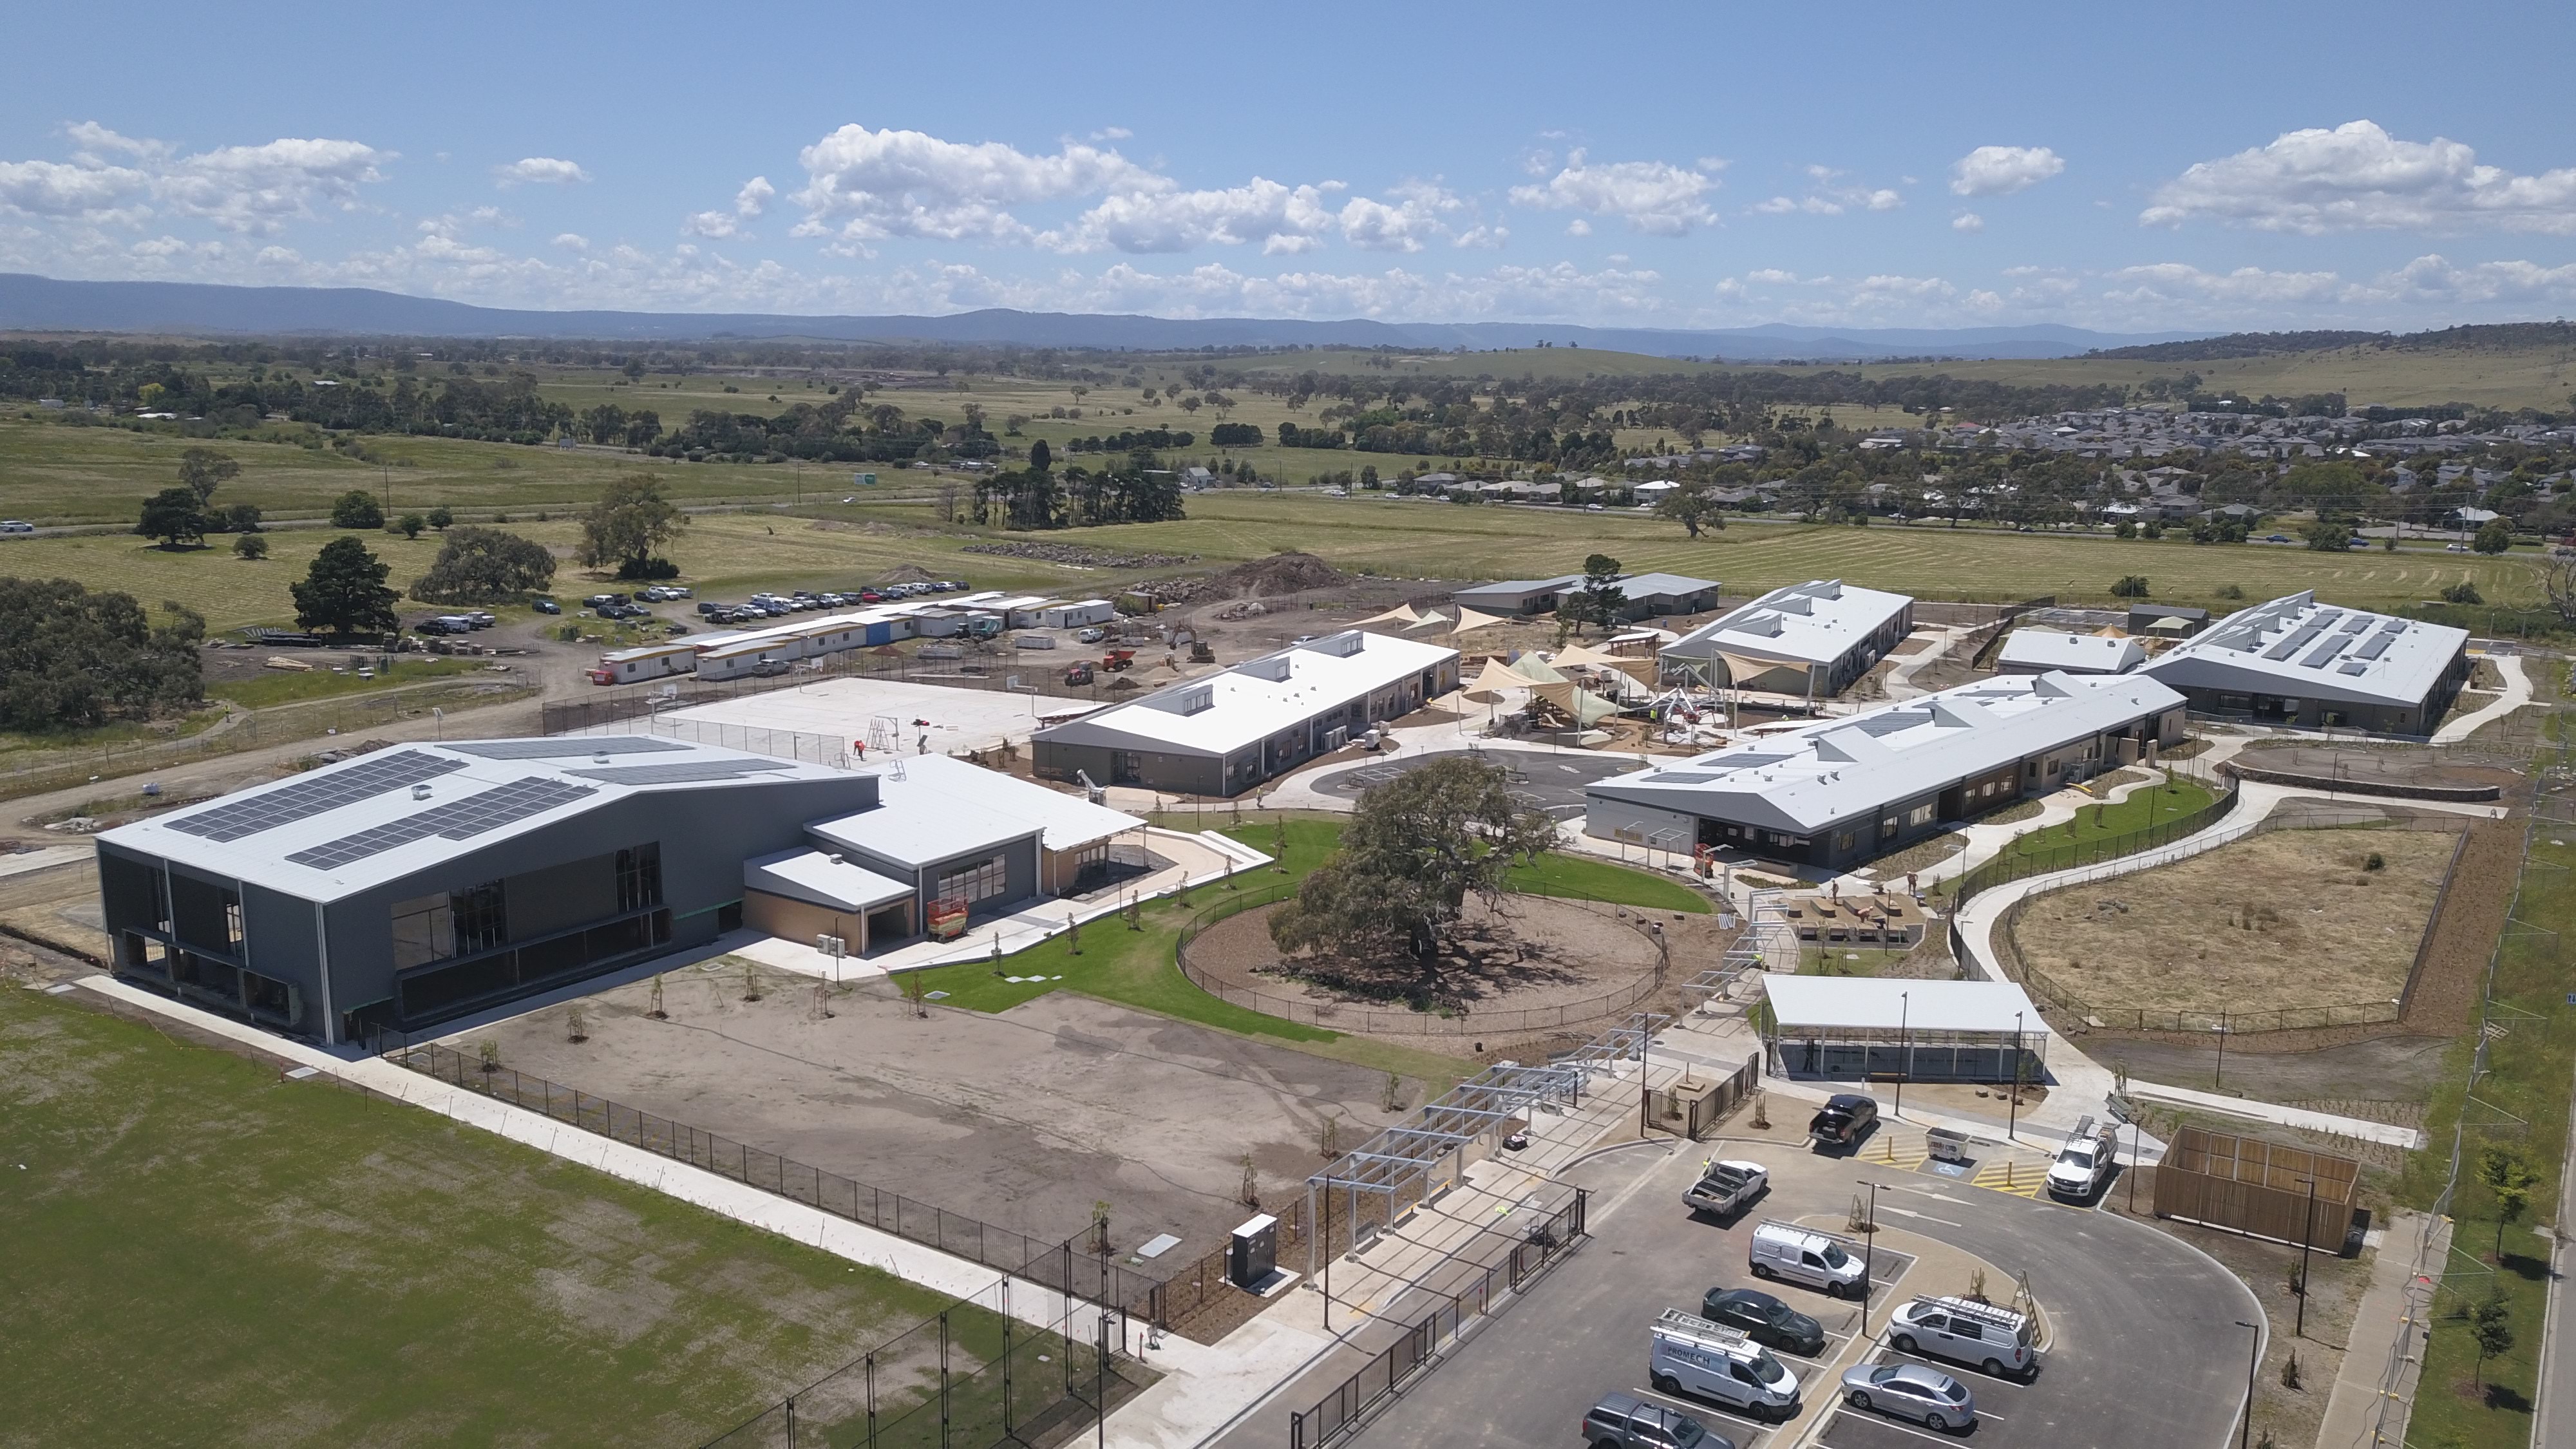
[292,536,399,637]
[1267,755,1560,967]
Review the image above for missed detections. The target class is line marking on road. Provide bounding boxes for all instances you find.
[1821,1409,1982,1448]
[1631,1382,1783,1438]
[1877,1205,1963,1227]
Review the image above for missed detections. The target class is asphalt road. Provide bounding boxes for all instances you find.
[1310,749,1637,819]
[1346,1132,2259,1449]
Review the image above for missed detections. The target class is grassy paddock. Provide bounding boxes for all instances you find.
[2007,775,2218,857]
[0,988,973,1448]
[207,654,484,708]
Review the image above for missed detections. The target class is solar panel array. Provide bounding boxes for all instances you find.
[285,777,598,871]
[165,751,465,842]
[565,759,793,786]
[445,737,689,761]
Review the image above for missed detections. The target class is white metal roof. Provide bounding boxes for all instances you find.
[807,753,1142,867]
[1034,630,1459,759]
[102,737,855,901]
[1614,571,1719,601]
[1663,579,1913,668]
[1995,629,2145,674]
[1587,670,2184,834]
[601,642,698,664]
[1761,974,2041,1035]
[744,848,911,911]
[2140,591,2468,711]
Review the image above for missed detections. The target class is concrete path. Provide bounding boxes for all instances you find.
[2432,650,2532,744]
[2122,1081,2427,1150]
[1882,625,1972,701]
[2318,1209,2448,1449]
[1915,764,2179,886]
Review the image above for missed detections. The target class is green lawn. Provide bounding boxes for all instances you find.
[2006,776,2218,857]
[0,987,986,1448]
[207,654,484,708]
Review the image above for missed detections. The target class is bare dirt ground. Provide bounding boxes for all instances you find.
[1188,895,1666,1016]
[464,963,1406,1264]
[2011,826,2459,1019]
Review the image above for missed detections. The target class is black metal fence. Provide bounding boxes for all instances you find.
[393,1043,1164,1316]
[1948,777,2243,913]
[540,643,1114,737]
[1287,1189,1590,1449]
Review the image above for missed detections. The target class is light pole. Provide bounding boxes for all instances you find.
[2233,1319,2261,1449]
[2006,1010,2025,1142]
[1859,1180,1884,1332]
[1895,991,1910,1119]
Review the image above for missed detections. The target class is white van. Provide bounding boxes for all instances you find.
[1885,1296,2037,1378]
[1649,1309,1802,1421]
[1748,1222,1869,1298]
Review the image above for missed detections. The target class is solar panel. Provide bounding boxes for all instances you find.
[2300,636,2351,668]
[285,777,598,871]
[566,760,794,785]
[166,751,466,842]
[445,737,690,760]
[2339,661,2371,676]
[2263,624,2326,661]
[1651,771,1725,784]
[2340,616,2372,634]
[2354,634,2395,661]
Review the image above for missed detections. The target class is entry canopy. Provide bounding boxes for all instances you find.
[1761,974,2041,1037]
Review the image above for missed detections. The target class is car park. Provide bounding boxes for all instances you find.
[1807,1094,1879,1150]
[1748,1221,1868,1298]
[1648,1309,1800,1421]
[1839,1361,1976,1432]
[1582,1390,1727,1449]
[1682,1159,1770,1220]
[2045,1116,2118,1202]
[1885,1296,2036,1378]
[1697,1287,1825,1357]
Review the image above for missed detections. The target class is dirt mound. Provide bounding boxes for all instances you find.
[1201,552,1350,599]
[959,541,1193,569]
[871,561,941,584]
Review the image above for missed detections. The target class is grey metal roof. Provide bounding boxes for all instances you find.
[1663,579,1912,668]
[2139,591,2468,711]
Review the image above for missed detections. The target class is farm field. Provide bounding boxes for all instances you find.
[0,484,2538,635]
[0,987,972,1449]
[2009,825,2459,1019]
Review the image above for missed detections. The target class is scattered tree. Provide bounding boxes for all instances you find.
[396,513,426,540]
[408,526,557,603]
[232,532,269,560]
[135,487,207,549]
[426,505,455,531]
[2302,518,2354,552]
[578,473,688,579]
[330,489,385,530]
[223,502,263,534]
[0,581,202,730]
[2110,574,2151,598]
[2478,1146,2539,1258]
[2473,518,2513,555]
[1269,755,1560,964]
[2441,581,2483,605]
[176,447,239,506]
[2469,1297,2514,1389]
[1656,484,1725,538]
[291,536,399,637]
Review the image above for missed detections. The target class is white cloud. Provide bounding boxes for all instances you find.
[1566,218,1593,237]
[1043,177,1340,255]
[2361,252,2576,307]
[11,126,392,235]
[791,124,1157,243]
[551,232,589,251]
[1452,222,1508,249]
[1949,145,2064,197]
[1951,211,1984,232]
[1508,149,1720,235]
[1748,167,1901,218]
[492,156,589,187]
[0,158,152,221]
[1336,182,1470,253]
[2141,120,2576,234]
[256,245,300,266]
[681,210,746,239]
[2101,262,2347,307]
[1088,127,1133,142]
[734,176,774,216]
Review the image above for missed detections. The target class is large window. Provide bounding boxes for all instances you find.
[452,881,507,956]
[936,857,1007,905]
[1906,801,1937,828]
[616,843,664,913]
[392,893,455,971]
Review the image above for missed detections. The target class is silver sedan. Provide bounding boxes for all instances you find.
[1839,1361,1977,1433]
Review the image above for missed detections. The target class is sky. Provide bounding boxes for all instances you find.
[4,1,2574,336]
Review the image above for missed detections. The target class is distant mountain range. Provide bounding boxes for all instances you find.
[0,272,2208,361]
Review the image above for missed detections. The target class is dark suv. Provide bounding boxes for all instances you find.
[1582,1391,1728,1449]
[1808,1093,1879,1150]
[1700,1287,1826,1356]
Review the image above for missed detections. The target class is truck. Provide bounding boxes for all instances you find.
[1681,1159,1770,1220]
[1102,649,1137,672]
[2044,1115,2118,1201]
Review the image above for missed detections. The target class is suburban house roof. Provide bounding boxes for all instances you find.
[1761,974,2042,1036]
[1995,629,2145,674]
[807,753,1141,867]
[102,737,855,901]
[1587,670,2184,835]
[2139,591,2469,710]
[1662,579,1913,668]
[1034,629,1459,759]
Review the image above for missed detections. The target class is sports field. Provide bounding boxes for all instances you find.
[0,986,976,1448]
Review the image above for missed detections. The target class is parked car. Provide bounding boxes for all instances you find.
[531,597,562,614]
[1074,626,1108,644]
[1581,1390,1726,1449]
[2044,1115,2118,1202]
[1681,1159,1770,1220]
[1839,1363,1976,1433]
[1748,1221,1868,1298]
[663,585,692,598]
[583,593,628,609]
[1807,1093,1879,1150]
[1885,1296,2036,1378]
[696,601,726,616]
[1698,1287,1825,1357]
[463,611,495,629]
[0,519,35,534]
